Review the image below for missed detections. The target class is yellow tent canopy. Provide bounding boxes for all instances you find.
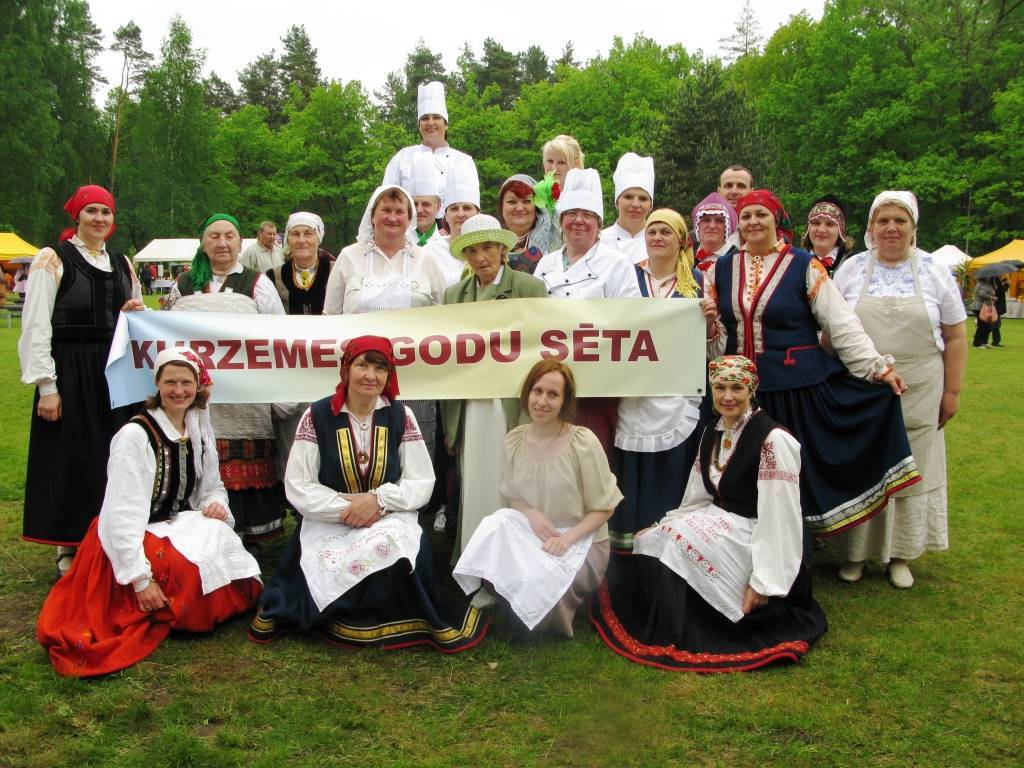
[967,239,1024,299]
[0,232,39,261]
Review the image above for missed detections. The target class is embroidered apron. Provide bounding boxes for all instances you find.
[359,249,414,312]
[854,253,945,495]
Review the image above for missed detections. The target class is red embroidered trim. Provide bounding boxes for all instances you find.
[402,411,423,443]
[220,460,276,490]
[295,410,316,443]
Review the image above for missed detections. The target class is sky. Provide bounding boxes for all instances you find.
[87,0,824,101]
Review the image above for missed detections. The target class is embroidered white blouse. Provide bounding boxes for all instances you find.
[322,239,445,315]
[833,250,967,350]
[534,242,641,299]
[19,237,142,396]
[660,411,804,598]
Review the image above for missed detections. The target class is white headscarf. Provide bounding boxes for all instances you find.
[284,211,325,245]
[151,347,217,487]
[357,185,417,244]
[865,190,918,249]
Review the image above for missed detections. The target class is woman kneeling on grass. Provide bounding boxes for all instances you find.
[37,349,263,677]
[590,356,828,672]
[454,360,623,637]
[249,335,488,651]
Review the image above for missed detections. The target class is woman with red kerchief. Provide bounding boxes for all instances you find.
[249,336,488,652]
[702,190,920,537]
[37,349,262,677]
[19,185,144,577]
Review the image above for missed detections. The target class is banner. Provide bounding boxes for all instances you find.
[106,298,706,406]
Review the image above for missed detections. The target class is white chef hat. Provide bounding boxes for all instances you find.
[556,168,604,223]
[443,157,480,211]
[612,152,655,203]
[406,152,444,200]
[417,81,448,122]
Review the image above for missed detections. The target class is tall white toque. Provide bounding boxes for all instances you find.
[407,152,444,199]
[556,168,605,223]
[444,157,480,211]
[612,152,655,203]
[417,81,448,122]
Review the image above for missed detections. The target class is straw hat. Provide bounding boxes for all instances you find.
[449,214,517,260]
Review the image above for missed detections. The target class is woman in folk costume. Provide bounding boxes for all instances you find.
[166,213,286,546]
[702,190,920,537]
[591,356,828,673]
[533,168,641,454]
[19,184,144,576]
[609,209,705,552]
[691,192,738,279]
[37,349,262,677]
[801,195,856,276]
[249,336,488,651]
[442,214,547,557]
[383,80,476,193]
[599,153,655,265]
[454,360,623,637]
[496,173,561,275]
[833,191,966,588]
[266,211,333,492]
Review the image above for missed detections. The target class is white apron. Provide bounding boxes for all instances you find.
[358,250,414,313]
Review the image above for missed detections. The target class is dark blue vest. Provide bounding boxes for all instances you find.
[309,396,406,493]
[715,246,845,392]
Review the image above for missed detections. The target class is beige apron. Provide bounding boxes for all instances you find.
[854,253,945,495]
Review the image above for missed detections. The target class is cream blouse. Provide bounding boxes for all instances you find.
[498,425,623,543]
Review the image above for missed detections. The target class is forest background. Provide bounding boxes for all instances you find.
[2,0,1022,257]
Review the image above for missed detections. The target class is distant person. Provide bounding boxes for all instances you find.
[14,264,29,298]
[971,276,1002,348]
[139,264,153,295]
[239,221,284,273]
[383,81,476,192]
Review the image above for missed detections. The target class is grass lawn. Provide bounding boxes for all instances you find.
[0,317,1020,767]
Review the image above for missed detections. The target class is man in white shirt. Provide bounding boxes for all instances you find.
[718,165,754,248]
[239,221,284,273]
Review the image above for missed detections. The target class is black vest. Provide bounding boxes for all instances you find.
[176,267,260,298]
[309,396,406,493]
[50,241,133,342]
[699,410,779,519]
[131,410,197,524]
[269,257,331,315]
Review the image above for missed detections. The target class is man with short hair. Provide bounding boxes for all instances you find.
[717,165,754,209]
[239,221,284,272]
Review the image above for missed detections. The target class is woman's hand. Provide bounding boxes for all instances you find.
[37,393,61,421]
[938,390,959,429]
[702,296,720,340]
[524,508,558,543]
[541,534,571,557]
[880,369,907,396]
[121,298,145,312]
[741,586,768,614]
[201,502,229,521]
[340,493,382,528]
[136,581,168,612]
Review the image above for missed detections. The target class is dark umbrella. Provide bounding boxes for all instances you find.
[973,260,1024,278]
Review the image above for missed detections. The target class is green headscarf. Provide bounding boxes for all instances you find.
[191,213,241,291]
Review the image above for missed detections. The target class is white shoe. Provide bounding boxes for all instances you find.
[887,561,914,589]
[837,560,865,583]
[433,506,447,533]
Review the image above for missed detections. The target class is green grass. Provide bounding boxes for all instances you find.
[1,318,1021,767]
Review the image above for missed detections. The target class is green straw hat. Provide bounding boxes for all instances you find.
[449,214,518,261]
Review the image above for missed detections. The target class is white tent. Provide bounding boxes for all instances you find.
[930,244,971,270]
[132,238,257,264]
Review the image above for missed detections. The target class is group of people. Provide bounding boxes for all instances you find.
[22,80,967,678]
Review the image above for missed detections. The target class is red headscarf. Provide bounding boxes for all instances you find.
[330,335,401,415]
[736,190,794,244]
[60,185,117,242]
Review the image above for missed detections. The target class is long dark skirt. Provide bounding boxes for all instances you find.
[609,437,700,553]
[759,374,920,536]
[590,534,827,673]
[250,521,488,653]
[23,339,136,545]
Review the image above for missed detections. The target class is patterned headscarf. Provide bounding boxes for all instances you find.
[61,185,116,242]
[708,355,759,394]
[644,209,700,298]
[691,192,737,238]
[191,213,241,292]
[153,347,214,388]
[736,190,794,244]
[806,195,847,241]
[331,335,401,415]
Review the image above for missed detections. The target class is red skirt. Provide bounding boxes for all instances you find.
[37,518,261,678]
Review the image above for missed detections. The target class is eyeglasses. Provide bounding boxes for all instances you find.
[563,210,599,223]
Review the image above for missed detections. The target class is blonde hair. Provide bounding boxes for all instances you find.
[543,135,585,171]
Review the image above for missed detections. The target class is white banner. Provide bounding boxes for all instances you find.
[105,298,706,406]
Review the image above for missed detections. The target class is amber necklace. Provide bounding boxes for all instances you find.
[292,259,318,291]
